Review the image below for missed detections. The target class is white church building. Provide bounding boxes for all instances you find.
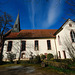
[3,14,75,61]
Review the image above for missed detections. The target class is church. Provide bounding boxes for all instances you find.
[3,13,75,61]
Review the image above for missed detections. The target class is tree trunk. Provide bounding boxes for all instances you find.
[0,35,4,64]
[18,49,21,61]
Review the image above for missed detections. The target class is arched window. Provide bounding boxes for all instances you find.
[7,41,12,51]
[35,40,39,51]
[21,41,26,51]
[70,30,75,42]
[58,51,61,58]
[47,40,51,50]
[58,36,61,45]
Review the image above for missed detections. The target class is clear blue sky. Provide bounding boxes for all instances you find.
[0,0,75,30]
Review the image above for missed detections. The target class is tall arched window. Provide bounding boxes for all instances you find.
[58,36,61,45]
[70,30,75,42]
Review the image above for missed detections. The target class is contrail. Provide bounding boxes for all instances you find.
[27,0,35,29]
[42,0,65,28]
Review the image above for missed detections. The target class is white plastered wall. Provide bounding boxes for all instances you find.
[3,38,57,60]
[56,19,75,59]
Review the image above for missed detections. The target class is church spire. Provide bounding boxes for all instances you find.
[12,13,20,32]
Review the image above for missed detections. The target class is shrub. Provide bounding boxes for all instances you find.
[41,55,46,60]
[29,52,33,60]
[29,55,41,64]
[35,55,41,63]
[54,59,73,65]
[7,52,16,63]
[44,61,70,69]
[47,53,54,60]
[33,59,39,64]
[17,60,30,64]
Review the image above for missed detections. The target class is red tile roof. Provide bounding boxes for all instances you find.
[5,29,57,39]
[6,33,19,38]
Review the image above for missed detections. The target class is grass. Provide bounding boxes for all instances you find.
[0,61,75,75]
[48,65,75,74]
[0,63,21,68]
[23,62,75,75]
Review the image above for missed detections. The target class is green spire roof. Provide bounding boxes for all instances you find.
[12,13,20,32]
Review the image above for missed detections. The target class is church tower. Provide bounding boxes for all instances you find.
[12,13,20,32]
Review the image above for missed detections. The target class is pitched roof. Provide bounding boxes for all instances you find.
[5,29,57,39]
[54,18,71,35]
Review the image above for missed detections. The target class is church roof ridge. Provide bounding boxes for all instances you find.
[5,29,57,39]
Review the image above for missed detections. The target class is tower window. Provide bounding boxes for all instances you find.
[21,41,26,51]
[7,41,12,51]
[70,30,75,42]
[58,51,61,58]
[47,40,51,50]
[35,40,39,51]
[15,24,17,28]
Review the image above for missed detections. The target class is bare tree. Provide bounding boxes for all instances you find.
[4,40,35,61]
[0,11,13,63]
[62,34,75,61]
[61,0,75,59]
[59,0,75,21]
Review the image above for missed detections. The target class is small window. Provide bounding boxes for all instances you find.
[70,30,75,42]
[69,23,72,27]
[63,51,66,59]
[7,41,12,51]
[21,41,26,51]
[47,40,51,50]
[35,40,39,51]
[21,53,25,59]
[58,36,61,45]
[58,51,61,58]
[15,24,17,28]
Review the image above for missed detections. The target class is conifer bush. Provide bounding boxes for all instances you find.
[29,55,41,64]
[35,55,41,63]
[41,54,46,60]
[47,53,54,60]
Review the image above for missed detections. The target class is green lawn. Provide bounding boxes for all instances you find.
[0,61,75,75]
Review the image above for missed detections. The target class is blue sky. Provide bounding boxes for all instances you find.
[0,0,75,30]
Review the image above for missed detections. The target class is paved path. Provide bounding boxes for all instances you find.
[0,65,72,75]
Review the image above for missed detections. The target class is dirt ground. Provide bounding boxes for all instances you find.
[0,65,74,75]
